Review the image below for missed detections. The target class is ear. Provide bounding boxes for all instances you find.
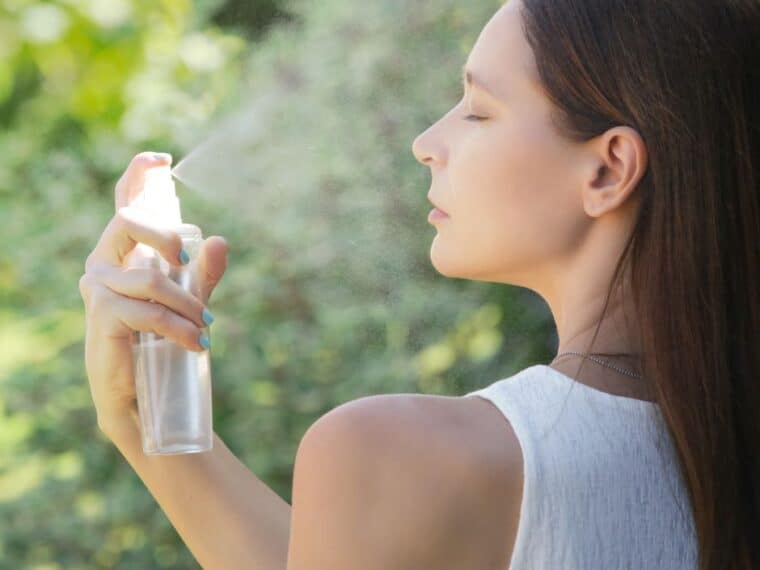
[581,126,648,218]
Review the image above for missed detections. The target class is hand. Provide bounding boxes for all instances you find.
[78,152,229,440]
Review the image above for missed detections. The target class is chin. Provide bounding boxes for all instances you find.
[429,238,484,281]
[430,244,514,285]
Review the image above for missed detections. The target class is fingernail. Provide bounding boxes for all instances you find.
[199,334,211,350]
[202,308,215,326]
[179,248,190,265]
[152,152,172,162]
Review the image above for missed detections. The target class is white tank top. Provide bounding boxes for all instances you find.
[463,364,698,569]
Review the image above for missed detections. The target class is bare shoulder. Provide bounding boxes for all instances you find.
[305,392,523,482]
[295,392,523,568]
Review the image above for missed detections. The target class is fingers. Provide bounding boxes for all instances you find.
[83,278,208,352]
[115,152,172,211]
[197,236,229,305]
[86,206,185,270]
[93,264,209,329]
[81,150,226,356]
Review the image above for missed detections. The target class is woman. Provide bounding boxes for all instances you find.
[79,0,759,568]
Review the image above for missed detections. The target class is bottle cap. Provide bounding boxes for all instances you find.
[133,165,183,227]
[125,165,183,271]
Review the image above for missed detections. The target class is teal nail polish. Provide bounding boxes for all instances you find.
[202,308,215,326]
[179,248,190,265]
[199,334,211,350]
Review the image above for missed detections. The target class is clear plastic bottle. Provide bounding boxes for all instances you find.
[128,166,214,455]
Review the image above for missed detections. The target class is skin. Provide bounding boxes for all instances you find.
[80,1,653,568]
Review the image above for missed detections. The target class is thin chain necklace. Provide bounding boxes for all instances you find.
[552,351,643,379]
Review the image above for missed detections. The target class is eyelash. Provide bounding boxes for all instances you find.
[460,95,487,121]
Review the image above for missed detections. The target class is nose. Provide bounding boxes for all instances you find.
[412,127,442,167]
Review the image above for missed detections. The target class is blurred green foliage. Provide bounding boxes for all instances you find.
[0,0,555,567]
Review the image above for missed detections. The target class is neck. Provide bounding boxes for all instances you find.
[557,297,639,356]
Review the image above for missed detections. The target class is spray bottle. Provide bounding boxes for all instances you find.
[128,165,214,455]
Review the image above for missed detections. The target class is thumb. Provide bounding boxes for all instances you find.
[197,236,229,305]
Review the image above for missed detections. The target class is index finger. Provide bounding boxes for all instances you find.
[114,152,173,211]
[86,206,185,271]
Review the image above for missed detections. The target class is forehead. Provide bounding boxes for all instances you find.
[466,1,540,94]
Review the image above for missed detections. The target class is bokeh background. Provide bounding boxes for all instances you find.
[0,0,557,567]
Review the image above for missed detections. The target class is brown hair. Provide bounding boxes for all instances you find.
[518,0,759,567]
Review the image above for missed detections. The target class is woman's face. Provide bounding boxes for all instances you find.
[412,0,590,291]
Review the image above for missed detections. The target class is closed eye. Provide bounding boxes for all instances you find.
[464,114,488,122]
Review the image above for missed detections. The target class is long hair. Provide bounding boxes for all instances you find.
[518,1,759,567]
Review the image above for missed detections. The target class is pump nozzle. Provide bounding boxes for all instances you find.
[126,164,184,272]
[133,165,183,227]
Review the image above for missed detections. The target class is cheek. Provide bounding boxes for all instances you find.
[435,120,584,280]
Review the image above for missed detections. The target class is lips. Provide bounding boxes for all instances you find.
[427,193,449,215]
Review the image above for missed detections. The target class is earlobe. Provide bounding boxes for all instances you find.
[583,193,620,219]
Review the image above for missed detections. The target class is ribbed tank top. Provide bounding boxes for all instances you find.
[463,364,698,569]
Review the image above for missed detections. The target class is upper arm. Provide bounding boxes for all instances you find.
[285,394,507,570]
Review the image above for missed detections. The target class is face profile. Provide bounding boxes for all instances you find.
[413,0,637,293]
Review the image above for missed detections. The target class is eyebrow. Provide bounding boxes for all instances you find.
[462,64,504,102]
